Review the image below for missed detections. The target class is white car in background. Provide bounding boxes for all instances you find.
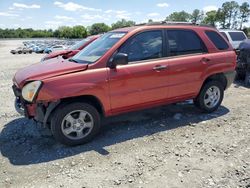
[50,45,67,53]
[219,30,248,49]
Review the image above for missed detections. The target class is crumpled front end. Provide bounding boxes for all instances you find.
[12,84,36,118]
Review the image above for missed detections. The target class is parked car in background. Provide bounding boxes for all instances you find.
[44,46,53,54]
[13,23,236,146]
[219,30,248,49]
[46,45,67,54]
[236,39,250,87]
[33,45,46,53]
[10,47,32,54]
[41,35,100,62]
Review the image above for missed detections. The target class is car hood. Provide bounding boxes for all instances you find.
[13,58,88,87]
[43,50,79,61]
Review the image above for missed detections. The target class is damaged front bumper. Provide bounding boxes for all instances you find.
[13,84,60,126]
[14,97,25,116]
[12,84,30,117]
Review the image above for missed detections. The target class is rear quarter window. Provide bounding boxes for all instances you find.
[205,31,229,50]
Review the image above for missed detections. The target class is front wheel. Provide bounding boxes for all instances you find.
[51,102,101,146]
[194,81,224,113]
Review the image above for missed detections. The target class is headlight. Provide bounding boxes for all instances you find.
[21,81,42,102]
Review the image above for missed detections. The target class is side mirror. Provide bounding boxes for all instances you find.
[109,53,128,69]
[62,50,74,59]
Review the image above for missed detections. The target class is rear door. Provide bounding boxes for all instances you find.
[164,29,209,99]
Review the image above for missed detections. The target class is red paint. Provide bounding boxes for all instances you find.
[13,25,236,118]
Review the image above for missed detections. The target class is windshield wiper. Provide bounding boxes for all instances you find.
[68,58,79,63]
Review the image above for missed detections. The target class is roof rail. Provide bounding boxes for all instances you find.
[135,21,215,28]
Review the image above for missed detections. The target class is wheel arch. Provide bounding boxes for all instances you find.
[44,95,105,127]
[202,73,228,90]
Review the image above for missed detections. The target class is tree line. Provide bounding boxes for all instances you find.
[0,1,249,39]
[166,1,250,30]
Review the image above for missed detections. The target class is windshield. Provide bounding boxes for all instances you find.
[71,32,127,64]
[70,38,91,50]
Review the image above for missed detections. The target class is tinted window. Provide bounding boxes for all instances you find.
[229,32,247,41]
[167,30,207,56]
[206,31,229,50]
[119,30,163,62]
[220,32,229,41]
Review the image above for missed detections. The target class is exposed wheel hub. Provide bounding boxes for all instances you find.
[61,110,94,140]
[204,86,221,109]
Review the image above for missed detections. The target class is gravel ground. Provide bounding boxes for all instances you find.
[0,40,249,188]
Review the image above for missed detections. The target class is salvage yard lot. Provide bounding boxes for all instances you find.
[0,39,250,187]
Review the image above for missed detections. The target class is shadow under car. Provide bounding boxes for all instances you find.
[0,102,229,165]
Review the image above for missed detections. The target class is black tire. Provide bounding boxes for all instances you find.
[51,102,101,146]
[18,51,22,54]
[194,81,224,113]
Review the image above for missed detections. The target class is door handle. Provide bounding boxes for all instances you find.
[153,65,168,71]
[201,57,211,63]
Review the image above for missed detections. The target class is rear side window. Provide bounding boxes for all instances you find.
[220,32,229,41]
[166,30,207,56]
[228,32,247,41]
[205,31,229,50]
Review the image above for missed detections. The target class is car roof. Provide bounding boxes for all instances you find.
[112,24,217,33]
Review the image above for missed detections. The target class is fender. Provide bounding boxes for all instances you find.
[36,68,111,116]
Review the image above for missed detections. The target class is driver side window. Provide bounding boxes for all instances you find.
[119,30,163,63]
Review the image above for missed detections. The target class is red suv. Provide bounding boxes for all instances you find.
[13,23,236,145]
[41,35,100,62]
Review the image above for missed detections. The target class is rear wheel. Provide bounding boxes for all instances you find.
[194,81,224,113]
[51,102,101,146]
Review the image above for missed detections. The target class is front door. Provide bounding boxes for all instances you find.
[108,30,169,114]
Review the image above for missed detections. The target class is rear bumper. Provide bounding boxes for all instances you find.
[224,71,236,89]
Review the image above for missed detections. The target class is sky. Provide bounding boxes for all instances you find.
[0,0,249,30]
